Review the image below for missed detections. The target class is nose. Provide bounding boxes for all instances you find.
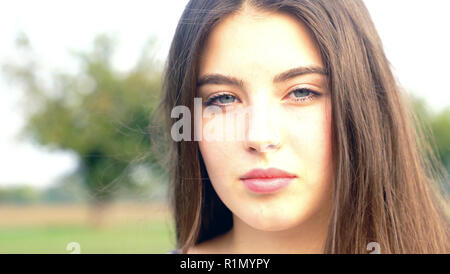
[244,104,281,153]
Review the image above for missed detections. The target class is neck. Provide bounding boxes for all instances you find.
[224,207,331,254]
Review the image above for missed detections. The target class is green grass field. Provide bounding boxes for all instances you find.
[0,203,176,254]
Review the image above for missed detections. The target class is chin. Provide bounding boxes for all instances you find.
[240,211,307,232]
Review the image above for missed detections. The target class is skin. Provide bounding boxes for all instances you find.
[190,5,334,254]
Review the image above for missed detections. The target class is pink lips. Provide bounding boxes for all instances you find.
[240,168,297,194]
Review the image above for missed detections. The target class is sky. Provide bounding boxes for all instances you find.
[0,0,449,189]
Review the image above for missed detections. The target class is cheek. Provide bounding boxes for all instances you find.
[198,140,235,180]
[283,101,333,184]
[197,112,240,181]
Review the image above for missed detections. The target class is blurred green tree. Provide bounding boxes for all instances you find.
[3,33,166,216]
[0,185,40,204]
[410,96,450,193]
[430,108,450,173]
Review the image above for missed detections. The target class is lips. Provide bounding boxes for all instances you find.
[240,168,297,193]
[240,168,297,180]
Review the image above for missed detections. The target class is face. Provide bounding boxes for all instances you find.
[196,8,334,232]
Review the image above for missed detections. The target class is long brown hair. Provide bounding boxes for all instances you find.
[152,0,449,253]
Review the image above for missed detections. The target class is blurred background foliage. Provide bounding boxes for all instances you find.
[0,33,173,253]
[3,33,167,207]
[411,97,450,174]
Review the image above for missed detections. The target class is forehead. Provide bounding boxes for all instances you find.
[198,9,324,79]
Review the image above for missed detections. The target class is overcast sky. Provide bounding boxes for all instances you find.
[0,0,449,189]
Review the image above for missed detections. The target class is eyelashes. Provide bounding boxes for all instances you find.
[286,88,321,103]
[203,88,321,107]
[204,93,239,106]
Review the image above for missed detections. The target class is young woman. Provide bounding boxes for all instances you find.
[154,0,449,253]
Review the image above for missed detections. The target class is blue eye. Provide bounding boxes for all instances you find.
[293,88,311,98]
[216,94,236,104]
[288,88,319,103]
[204,93,238,106]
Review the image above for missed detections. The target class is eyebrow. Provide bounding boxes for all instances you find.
[196,66,327,88]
